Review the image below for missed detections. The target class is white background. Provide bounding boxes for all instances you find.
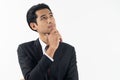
[0,0,120,80]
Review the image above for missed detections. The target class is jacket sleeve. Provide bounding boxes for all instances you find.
[17,45,52,80]
[64,47,79,80]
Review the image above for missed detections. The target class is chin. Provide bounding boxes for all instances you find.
[44,32,50,34]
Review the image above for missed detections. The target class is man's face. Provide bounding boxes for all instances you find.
[34,9,56,35]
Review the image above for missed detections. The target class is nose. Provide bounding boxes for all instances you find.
[47,18,52,24]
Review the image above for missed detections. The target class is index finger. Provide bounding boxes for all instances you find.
[51,27,58,33]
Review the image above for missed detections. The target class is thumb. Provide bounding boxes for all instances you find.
[45,33,49,37]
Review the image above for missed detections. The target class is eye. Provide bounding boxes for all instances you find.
[41,16,47,20]
[49,14,53,18]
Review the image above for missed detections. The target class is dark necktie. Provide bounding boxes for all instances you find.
[45,45,49,51]
[45,45,50,79]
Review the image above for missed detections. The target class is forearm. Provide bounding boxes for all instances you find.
[17,46,52,80]
[26,55,52,80]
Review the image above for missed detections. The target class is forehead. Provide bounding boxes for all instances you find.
[35,9,52,17]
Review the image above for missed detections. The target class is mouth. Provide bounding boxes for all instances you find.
[47,25,53,33]
[48,25,53,28]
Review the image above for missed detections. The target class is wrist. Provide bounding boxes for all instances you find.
[46,47,56,58]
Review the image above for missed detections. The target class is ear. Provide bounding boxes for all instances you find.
[30,22,37,31]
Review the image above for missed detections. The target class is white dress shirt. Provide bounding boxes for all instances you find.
[39,38,54,62]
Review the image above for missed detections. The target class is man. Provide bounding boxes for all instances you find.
[17,3,79,80]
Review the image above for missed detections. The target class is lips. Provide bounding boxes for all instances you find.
[48,25,53,33]
[48,25,53,28]
[48,25,55,30]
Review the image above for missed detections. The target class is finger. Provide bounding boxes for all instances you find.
[60,38,62,42]
[52,26,57,30]
[50,27,58,33]
[45,33,49,37]
[59,35,62,42]
[55,31,62,42]
[56,33,62,42]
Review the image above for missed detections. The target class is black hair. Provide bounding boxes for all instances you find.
[26,3,51,31]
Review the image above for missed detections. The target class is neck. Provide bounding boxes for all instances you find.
[39,33,48,45]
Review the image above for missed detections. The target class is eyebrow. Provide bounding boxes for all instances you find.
[40,15,46,18]
[40,12,53,18]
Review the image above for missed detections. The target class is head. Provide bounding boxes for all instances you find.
[26,3,56,35]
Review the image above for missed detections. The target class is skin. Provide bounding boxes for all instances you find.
[30,9,62,58]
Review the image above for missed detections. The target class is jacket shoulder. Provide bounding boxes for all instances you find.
[60,42,74,48]
[18,40,36,49]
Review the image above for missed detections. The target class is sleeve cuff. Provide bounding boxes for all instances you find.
[44,52,54,62]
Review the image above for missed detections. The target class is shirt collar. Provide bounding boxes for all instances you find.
[39,38,46,53]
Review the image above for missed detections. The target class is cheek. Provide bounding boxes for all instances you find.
[53,20,56,26]
[37,24,47,33]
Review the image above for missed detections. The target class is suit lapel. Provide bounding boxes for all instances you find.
[33,38,43,62]
[53,42,64,61]
[33,39,64,62]
[33,40,65,78]
[49,42,64,77]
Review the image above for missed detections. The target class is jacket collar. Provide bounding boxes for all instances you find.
[33,38,43,61]
[34,38,63,61]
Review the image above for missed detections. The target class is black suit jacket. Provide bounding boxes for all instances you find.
[17,38,79,80]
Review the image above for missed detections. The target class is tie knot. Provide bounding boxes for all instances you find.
[45,45,49,51]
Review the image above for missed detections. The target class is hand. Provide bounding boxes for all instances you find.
[45,27,62,58]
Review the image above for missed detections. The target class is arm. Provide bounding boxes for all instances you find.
[65,47,79,80]
[17,45,52,80]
